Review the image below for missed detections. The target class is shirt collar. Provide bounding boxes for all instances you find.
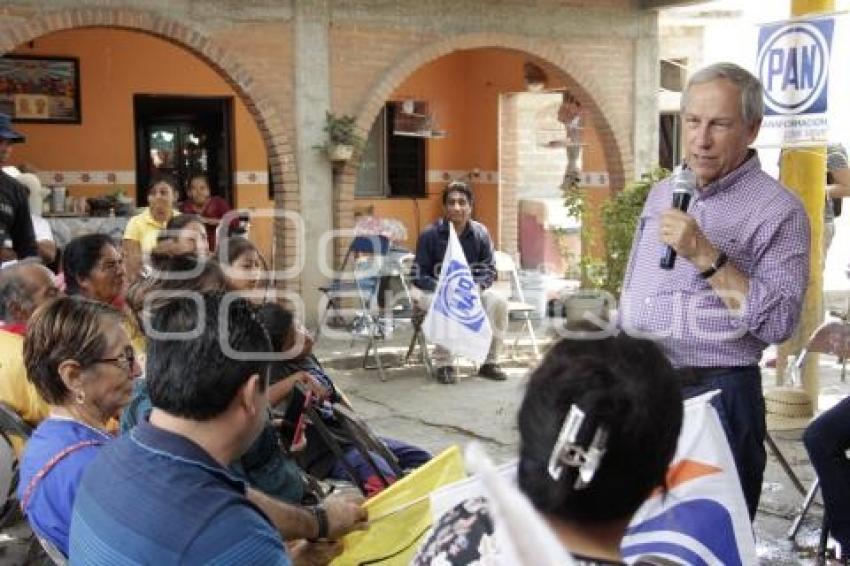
[0,321,26,336]
[130,420,247,492]
[696,149,760,199]
[438,217,471,237]
[141,208,176,228]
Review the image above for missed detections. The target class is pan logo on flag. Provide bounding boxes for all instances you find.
[757,19,834,115]
[434,260,486,332]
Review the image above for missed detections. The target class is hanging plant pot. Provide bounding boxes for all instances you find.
[328,143,354,162]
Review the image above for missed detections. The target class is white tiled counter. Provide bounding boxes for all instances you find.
[45,215,129,248]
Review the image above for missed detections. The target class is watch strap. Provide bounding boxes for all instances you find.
[700,251,728,279]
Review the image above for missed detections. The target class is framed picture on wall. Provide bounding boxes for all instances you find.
[0,55,81,123]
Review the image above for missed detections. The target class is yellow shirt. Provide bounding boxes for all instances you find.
[0,330,49,454]
[123,208,179,253]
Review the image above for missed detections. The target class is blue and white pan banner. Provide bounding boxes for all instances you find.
[421,222,493,364]
[752,13,850,147]
[622,391,757,566]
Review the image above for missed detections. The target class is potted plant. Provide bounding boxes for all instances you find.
[558,166,670,326]
[316,112,364,162]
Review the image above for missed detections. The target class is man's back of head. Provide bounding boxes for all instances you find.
[0,259,57,323]
[146,291,272,422]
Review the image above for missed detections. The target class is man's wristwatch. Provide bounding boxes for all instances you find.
[700,251,728,279]
[308,504,329,541]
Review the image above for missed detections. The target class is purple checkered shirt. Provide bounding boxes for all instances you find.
[619,152,810,368]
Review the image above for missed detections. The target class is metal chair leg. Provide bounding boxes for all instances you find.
[817,515,830,565]
[765,431,807,496]
[525,314,539,357]
[789,478,820,540]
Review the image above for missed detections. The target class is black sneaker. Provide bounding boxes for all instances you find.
[436,366,457,384]
[478,363,507,381]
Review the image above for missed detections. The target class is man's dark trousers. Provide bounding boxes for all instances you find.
[681,365,765,520]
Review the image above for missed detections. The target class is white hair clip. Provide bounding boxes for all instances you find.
[547,404,609,490]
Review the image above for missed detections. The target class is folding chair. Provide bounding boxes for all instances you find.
[493,251,540,358]
[302,403,404,497]
[396,254,436,380]
[0,401,31,529]
[317,235,391,380]
[778,319,850,558]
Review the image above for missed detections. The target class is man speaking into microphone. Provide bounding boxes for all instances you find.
[619,62,810,520]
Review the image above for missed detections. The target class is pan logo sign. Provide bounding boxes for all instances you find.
[757,19,833,116]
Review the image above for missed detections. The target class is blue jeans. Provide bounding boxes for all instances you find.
[328,437,431,495]
[681,366,765,520]
[804,397,850,547]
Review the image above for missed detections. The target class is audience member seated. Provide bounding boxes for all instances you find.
[71,292,367,564]
[413,335,683,565]
[153,214,210,258]
[804,397,850,551]
[63,234,144,355]
[0,261,59,449]
[180,172,232,251]
[120,254,305,504]
[221,236,270,304]
[122,174,180,282]
[18,297,140,558]
[257,303,432,495]
[412,180,508,384]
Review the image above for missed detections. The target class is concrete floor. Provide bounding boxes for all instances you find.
[313,324,850,565]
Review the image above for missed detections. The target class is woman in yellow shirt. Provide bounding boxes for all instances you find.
[122,175,180,283]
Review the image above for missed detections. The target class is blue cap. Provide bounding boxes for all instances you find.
[0,114,24,143]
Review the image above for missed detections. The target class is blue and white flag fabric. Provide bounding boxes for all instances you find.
[621,391,757,566]
[422,222,493,364]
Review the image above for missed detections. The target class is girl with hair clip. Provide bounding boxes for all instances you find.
[413,335,683,566]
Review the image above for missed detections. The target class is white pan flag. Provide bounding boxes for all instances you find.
[422,222,492,364]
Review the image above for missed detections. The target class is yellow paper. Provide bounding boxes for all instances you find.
[331,445,466,566]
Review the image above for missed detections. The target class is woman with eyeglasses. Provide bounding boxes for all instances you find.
[63,234,125,305]
[63,234,145,356]
[18,296,141,559]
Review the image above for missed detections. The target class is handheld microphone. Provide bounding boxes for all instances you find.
[660,165,696,270]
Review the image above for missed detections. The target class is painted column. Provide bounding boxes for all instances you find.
[633,10,660,180]
[776,0,833,408]
[294,0,333,327]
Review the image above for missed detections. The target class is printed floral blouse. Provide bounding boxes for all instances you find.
[412,497,626,566]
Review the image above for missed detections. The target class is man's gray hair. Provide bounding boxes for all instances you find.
[0,259,44,321]
[681,62,764,126]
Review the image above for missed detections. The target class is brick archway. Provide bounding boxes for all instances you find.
[0,7,299,290]
[338,32,629,259]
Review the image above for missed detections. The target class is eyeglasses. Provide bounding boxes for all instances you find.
[96,346,137,372]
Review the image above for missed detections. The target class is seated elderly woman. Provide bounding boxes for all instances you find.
[63,234,145,355]
[413,335,683,566]
[18,296,140,558]
[63,234,125,306]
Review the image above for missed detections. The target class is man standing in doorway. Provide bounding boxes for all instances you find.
[412,181,509,384]
[619,62,810,520]
[0,114,36,263]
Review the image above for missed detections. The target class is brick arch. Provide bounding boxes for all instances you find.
[0,7,299,290]
[338,32,630,255]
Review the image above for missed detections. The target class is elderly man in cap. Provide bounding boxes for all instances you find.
[0,114,36,263]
